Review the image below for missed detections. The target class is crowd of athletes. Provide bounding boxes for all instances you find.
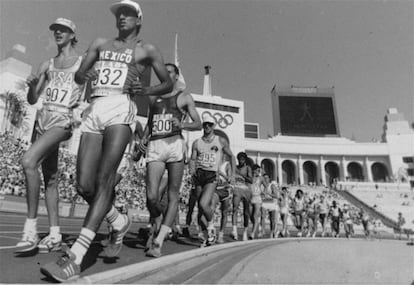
[1,131,386,240]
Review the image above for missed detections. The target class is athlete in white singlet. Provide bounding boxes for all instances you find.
[261,174,280,238]
[249,165,267,239]
[16,18,84,255]
[190,114,235,247]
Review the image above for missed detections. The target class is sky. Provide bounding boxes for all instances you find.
[0,0,413,142]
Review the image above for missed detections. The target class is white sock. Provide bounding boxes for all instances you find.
[207,221,214,230]
[105,206,125,231]
[50,226,60,238]
[154,225,171,247]
[232,225,237,232]
[71,228,96,265]
[23,218,37,234]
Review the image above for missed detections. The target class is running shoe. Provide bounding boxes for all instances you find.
[216,231,224,244]
[231,230,238,241]
[242,231,248,241]
[145,240,161,258]
[14,232,39,254]
[40,246,80,282]
[38,234,62,253]
[182,227,191,238]
[198,231,207,247]
[207,228,216,245]
[102,214,131,258]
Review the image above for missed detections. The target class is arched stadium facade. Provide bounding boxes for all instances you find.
[1,46,413,189]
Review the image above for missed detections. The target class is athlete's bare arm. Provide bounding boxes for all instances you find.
[129,42,172,97]
[74,38,108,85]
[26,60,49,105]
[174,93,202,131]
[189,140,199,175]
[220,137,236,184]
[236,164,253,184]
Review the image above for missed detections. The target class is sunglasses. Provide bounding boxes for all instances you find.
[203,122,214,128]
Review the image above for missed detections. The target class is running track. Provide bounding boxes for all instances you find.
[1,212,413,284]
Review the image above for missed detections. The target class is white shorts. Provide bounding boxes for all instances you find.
[262,202,279,211]
[146,135,184,163]
[80,95,137,134]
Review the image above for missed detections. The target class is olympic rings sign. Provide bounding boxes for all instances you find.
[202,111,234,129]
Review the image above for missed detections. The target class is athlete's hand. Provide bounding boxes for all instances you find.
[170,117,183,129]
[229,175,236,185]
[129,79,145,97]
[83,69,99,82]
[26,74,39,89]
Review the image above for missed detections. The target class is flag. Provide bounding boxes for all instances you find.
[174,33,186,90]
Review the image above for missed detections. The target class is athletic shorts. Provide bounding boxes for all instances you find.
[36,108,73,135]
[189,185,202,201]
[146,136,184,163]
[193,169,217,188]
[80,95,137,134]
[214,186,231,202]
[233,183,252,201]
[262,201,279,211]
[251,195,262,205]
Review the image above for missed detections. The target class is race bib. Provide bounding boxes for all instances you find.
[197,152,217,168]
[92,61,128,96]
[152,113,173,135]
[44,86,71,107]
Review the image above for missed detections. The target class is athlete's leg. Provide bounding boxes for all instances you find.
[41,147,60,229]
[199,182,217,244]
[37,146,64,253]
[185,187,198,227]
[231,193,241,239]
[242,198,251,228]
[85,125,131,230]
[146,161,166,226]
[152,161,184,248]
[17,127,70,252]
[220,199,229,232]
[21,128,70,220]
[250,203,261,239]
[198,182,217,224]
[76,133,102,204]
[163,161,184,227]
[71,125,131,265]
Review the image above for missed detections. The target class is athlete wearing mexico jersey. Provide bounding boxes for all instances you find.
[190,115,236,247]
[16,18,85,256]
[40,1,174,282]
[145,63,201,258]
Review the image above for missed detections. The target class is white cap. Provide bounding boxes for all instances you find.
[202,113,216,125]
[49,18,76,33]
[110,0,143,20]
